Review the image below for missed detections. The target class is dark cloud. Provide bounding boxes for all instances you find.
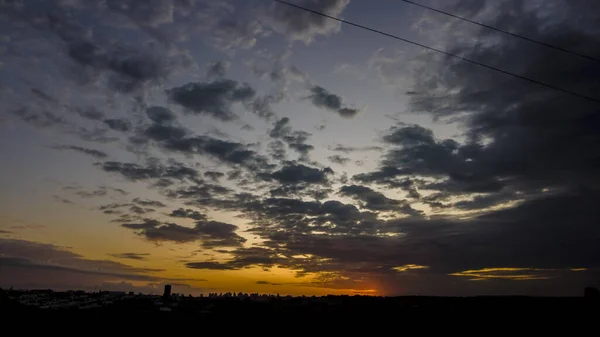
[138,121,273,171]
[74,107,105,121]
[327,155,350,165]
[100,203,133,211]
[165,182,232,200]
[52,196,74,204]
[129,205,155,214]
[185,261,235,270]
[241,124,254,131]
[269,164,332,185]
[329,144,383,154]
[0,238,163,284]
[123,218,246,248]
[122,219,161,230]
[101,160,198,181]
[339,185,420,215]
[206,60,231,79]
[256,280,281,285]
[145,106,176,125]
[52,145,108,159]
[169,208,207,221]
[204,171,225,182]
[166,80,256,121]
[74,186,108,198]
[357,0,600,213]
[131,198,166,208]
[263,0,351,43]
[308,86,359,118]
[104,118,132,132]
[269,117,314,159]
[109,253,151,261]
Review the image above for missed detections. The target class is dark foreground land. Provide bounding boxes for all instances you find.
[2,290,599,327]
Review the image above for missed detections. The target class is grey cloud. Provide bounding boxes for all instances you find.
[104,0,181,27]
[52,145,108,159]
[256,280,281,285]
[169,208,207,221]
[309,86,359,118]
[269,117,314,159]
[109,253,151,261]
[123,218,246,248]
[140,123,273,171]
[211,19,263,51]
[206,60,231,79]
[75,107,105,121]
[269,164,333,185]
[122,219,161,230]
[329,144,383,154]
[185,261,235,270]
[129,205,155,214]
[340,185,420,215]
[132,198,167,208]
[0,238,163,283]
[146,106,176,125]
[263,0,351,44]
[204,171,225,182]
[328,155,350,165]
[101,160,198,181]
[104,118,132,132]
[166,79,256,121]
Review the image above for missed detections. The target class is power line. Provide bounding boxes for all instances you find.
[273,0,600,105]
[398,0,600,64]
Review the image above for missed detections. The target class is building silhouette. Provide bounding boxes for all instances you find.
[163,284,171,299]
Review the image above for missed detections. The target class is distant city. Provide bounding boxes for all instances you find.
[1,285,598,318]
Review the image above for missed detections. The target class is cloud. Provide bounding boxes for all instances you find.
[328,144,383,153]
[256,280,281,286]
[109,253,151,261]
[51,145,108,158]
[104,118,132,132]
[0,238,162,282]
[0,238,204,292]
[8,224,46,230]
[327,155,350,165]
[269,117,314,159]
[166,79,256,121]
[129,205,156,214]
[122,219,162,230]
[206,60,231,79]
[169,208,207,221]
[204,171,225,182]
[132,198,167,208]
[308,86,359,118]
[392,264,429,272]
[339,185,421,215]
[121,218,246,248]
[140,124,273,171]
[448,268,557,281]
[145,106,176,125]
[263,0,351,44]
[185,261,236,270]
[104,0,180,28]
[101,160,198,181]
[269,164,332,185]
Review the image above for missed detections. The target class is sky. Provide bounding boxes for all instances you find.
[0,0,599,297]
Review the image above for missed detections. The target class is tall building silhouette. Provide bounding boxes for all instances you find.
[163,284,171,299]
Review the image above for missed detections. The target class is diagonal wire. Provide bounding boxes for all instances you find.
[398,0,600,64]
[273,0,600,104]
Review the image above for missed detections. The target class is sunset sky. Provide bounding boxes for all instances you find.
[1,0,599,296]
